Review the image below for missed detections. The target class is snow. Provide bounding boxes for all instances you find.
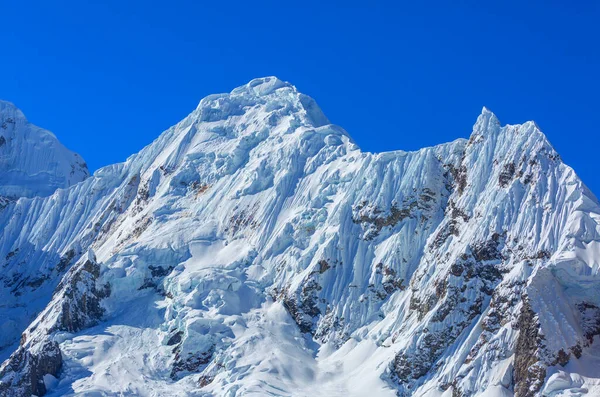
[0,100,88,199]
[2,77,600,396]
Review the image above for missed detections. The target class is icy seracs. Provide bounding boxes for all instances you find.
[1,77,600,397]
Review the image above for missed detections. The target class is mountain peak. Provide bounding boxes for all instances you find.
[0,100,26,123]
[468,106,551,151]
[195,76,295,112]
[231,76,292,97]
[474,106,501,134]
[192,77,329,129]
[0,100,89,199]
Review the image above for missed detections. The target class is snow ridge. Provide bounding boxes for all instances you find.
[1,77,600,397]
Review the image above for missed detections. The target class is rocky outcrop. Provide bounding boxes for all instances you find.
[513,297,546,397]
[0,250,109,396]
[353,190,439,240]
[53,253,110,333]
[0,340,62,397]
[171,345,214,380]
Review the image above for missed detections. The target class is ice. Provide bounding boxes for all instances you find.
[2,79,600,396]
[0,100,88,199]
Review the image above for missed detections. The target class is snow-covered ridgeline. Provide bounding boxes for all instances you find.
[1,77,600,397]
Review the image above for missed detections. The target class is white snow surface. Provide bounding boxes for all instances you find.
[1,77,600,397]
[0,100,88,199]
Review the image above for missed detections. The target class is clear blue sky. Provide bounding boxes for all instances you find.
[2,1,599,192]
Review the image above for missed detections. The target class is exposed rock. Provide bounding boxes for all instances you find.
[513,297,546,397]
[499,162,516,187]
[171,345,214,379]
[190,180,210,196]
[226,203,260,236]
[167,331,183,346]
[391,328,454,383]
[576,301,600,345]
[318,259,330,274]
[553,349,570,367]
[53,252,110,333]
[55,248,76,273]
[353,190,438,240]
[0,340,62,397]
[431,219,460,249]
[471,233,504,263]
[446,163,467,194]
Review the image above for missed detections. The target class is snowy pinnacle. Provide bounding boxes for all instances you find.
[0,100,88,199]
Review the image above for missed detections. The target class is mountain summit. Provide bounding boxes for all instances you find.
[0,100,88,200]
[1,78,599,397]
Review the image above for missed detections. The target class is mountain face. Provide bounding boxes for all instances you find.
[1,77,599,397]
[0,100,88,201]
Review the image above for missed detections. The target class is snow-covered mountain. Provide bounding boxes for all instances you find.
[0,100,88,201]
[1,77,599,397]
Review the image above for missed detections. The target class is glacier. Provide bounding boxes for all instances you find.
[1,76,600,397]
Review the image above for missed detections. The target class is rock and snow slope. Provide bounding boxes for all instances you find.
[1,77,600,397]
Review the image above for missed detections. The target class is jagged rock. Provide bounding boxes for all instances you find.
[53,252,110,333]
[0,340,62,397]
[514,297,546,397]
[499,162,516,187]
[446,163,468,195]
[171,345,214,379]
[577,302,600,345]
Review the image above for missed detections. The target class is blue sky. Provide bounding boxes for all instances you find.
[2,1,599,192]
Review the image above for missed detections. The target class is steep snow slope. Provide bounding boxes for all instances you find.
[0,100,88,199]
[1,77,600,397]
[0,100,88,356]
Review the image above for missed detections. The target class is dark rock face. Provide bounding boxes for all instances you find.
[53,257,111,333]
[446,163,467,195]
[0,252,109,397]
[139,264,176,291]
[368,263,405,301]
[394,234,506,391]
[577,302,600,345]
[198,374,214,387]
[554,349,570,367]
[471,232,504,263]
[499,162,516,187]
[0,341,62,397]
[353,202,414,240]
[167,331,183,346]
[1,117,15,130]
[278,278,323,335]
[431,220,460,249]
[391,328,455,384]
[274,264,353,345]
[431,200,470,250]
[513,297,546,397]
[353,190,438,240]
[466,279,526,365]
[55,248,76,273]
[171,345,214,380]
[318,259,330,274]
